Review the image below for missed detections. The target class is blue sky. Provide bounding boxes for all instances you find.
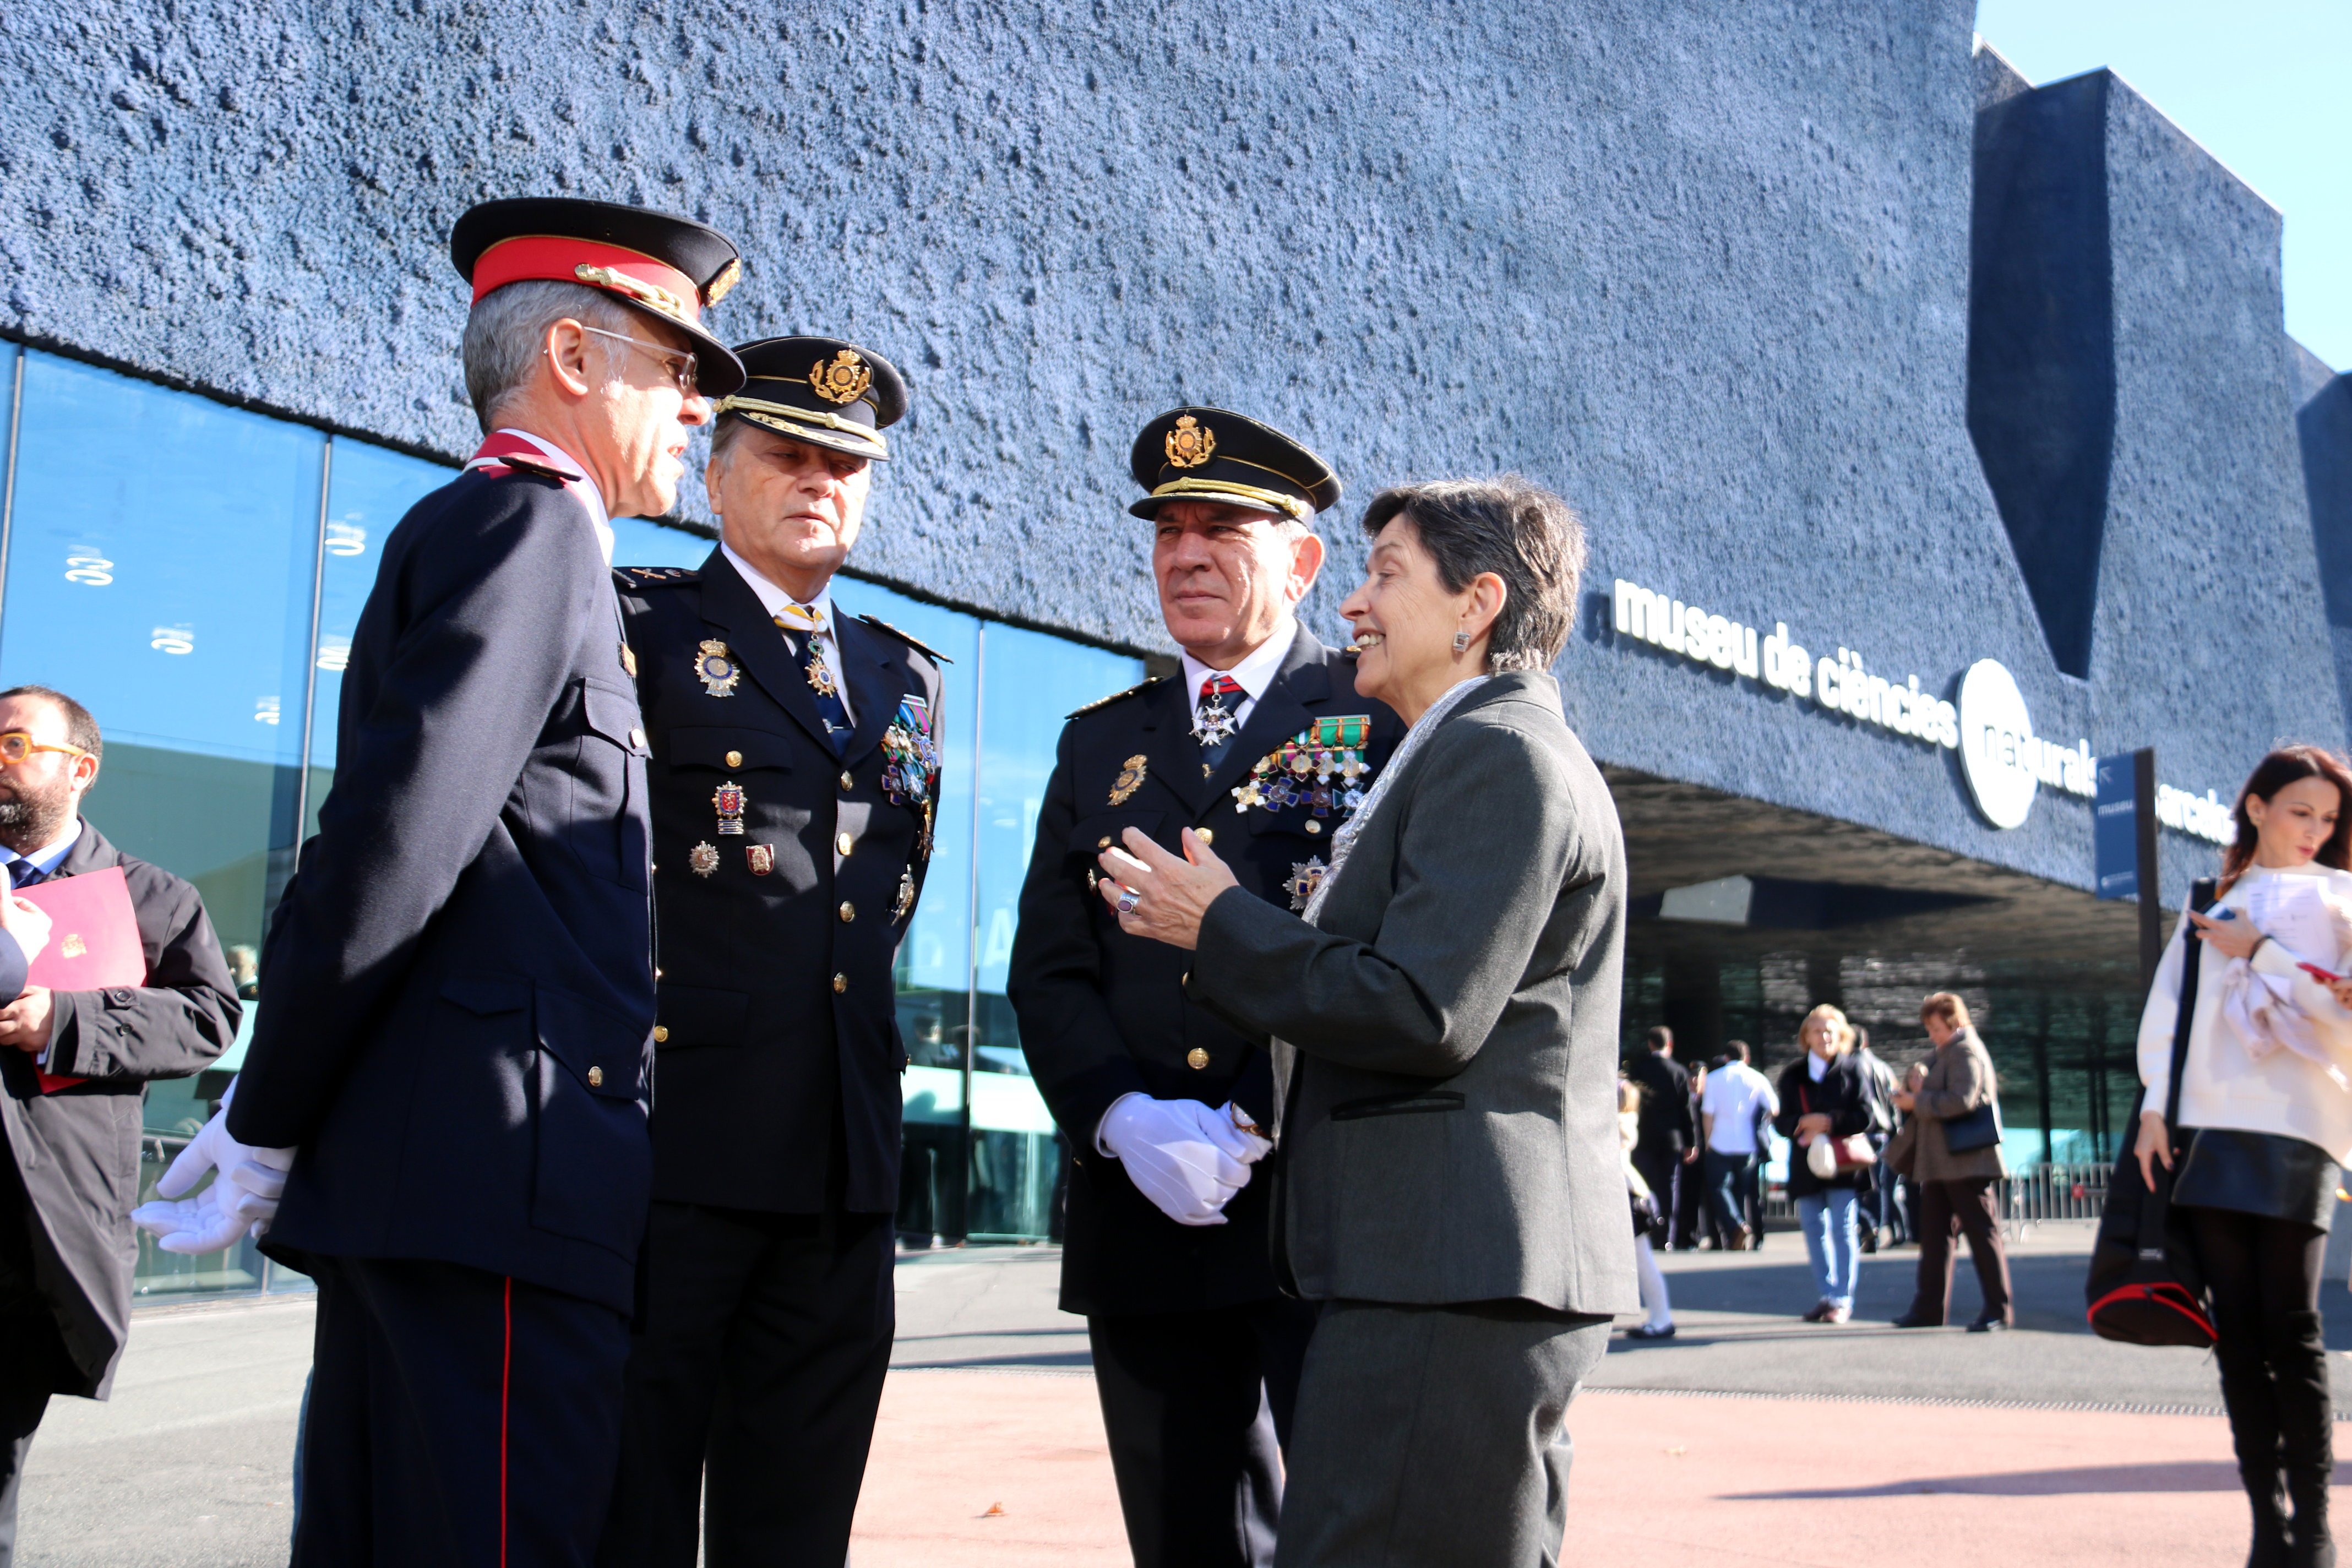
[1974,0,2349,372]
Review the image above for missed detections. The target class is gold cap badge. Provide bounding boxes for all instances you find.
[1164,415,1216,469]
[810,349,874,405]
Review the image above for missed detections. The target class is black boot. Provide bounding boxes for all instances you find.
[2218,1337,2291,1568]
[2267,1309,2334,1568]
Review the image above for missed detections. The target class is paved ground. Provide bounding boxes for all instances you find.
[13,1222,2344,1564]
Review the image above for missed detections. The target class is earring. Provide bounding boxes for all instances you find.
[1452,629,1472,654]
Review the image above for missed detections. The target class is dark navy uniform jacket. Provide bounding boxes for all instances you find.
[1009,622,1401,1316]
[230,464,656,1316]
[0,821,238,1396]
[616,549,944,1215]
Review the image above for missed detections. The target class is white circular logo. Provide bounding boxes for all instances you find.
[1956,658,2037,830]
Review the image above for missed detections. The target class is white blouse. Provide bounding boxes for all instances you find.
[2137,862,2352,1162]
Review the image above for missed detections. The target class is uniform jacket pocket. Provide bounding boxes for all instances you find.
[665,727,794,772]
[1329,1089,1466,1121]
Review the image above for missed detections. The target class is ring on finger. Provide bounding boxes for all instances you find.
[1114,886,1141,916]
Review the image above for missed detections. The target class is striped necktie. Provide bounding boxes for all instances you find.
[773,602,853,756]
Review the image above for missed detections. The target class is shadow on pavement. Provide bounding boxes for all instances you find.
[1725,1461,2240,1498]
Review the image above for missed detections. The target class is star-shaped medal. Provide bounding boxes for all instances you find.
[1191,701,1239,749]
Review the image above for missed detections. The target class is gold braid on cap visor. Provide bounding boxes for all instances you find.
[714,395,890,459]
[1146,475,1311,521]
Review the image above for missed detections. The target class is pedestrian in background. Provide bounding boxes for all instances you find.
[1678,1055,1711,1248]
[2136,745,2352,1568]
[1625,1025,1694,1251]
[1893,994,2013,1331]
[1773,1005,1871,1324]
[1620,1076,1675,1340]
[1852,1025,1903,1252]
[1698,1041,1777,1250]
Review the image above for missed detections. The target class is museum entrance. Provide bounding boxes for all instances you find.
[1607,766,2153,1168]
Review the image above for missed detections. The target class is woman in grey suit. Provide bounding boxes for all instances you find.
[1101,476,1637,1567]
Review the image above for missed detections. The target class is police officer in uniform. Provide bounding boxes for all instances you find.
[1008,409,1401,1568]
[216,197,747,1567]
[601,337,943,1568]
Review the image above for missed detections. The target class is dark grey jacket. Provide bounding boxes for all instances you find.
[0,821,239,1397]
[1188,673,1638,1315]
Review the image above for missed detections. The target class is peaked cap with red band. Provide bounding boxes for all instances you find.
[450,197,749,397]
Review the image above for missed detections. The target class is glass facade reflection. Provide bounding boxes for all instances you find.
[0,345,1141,1296]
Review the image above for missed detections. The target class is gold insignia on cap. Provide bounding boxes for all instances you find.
[1164,414,1216,469]
[704,258,743,306]
[574,264,689,322]
[810,349,873,405]
[1109,754,1148,805]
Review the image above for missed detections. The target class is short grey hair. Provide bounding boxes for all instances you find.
[1358,475,1587,673]
[461,280,638,431]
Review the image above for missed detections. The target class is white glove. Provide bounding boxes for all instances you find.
[1097,1094,1257,1227]
[131,1082,297,1254]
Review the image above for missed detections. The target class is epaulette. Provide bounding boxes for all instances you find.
[499,452,585,484]
[856,614,953,665]
[1067,674,1169,720]
[613,565,699,590]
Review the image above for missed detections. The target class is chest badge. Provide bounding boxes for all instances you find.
[1286,857,1329,912]
[881,696,940,808]
[894,869,916,922]
[1108,754,1149,806]
[745,842,776,876]
[689,841,721,878]
[695,640,741,698]
[713,780,747,836]
[1233,715,1373,824]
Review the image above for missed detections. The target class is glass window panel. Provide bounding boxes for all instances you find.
[306,440,455,829]
[841,583,980,1072]
[972,624,1144,1072]
[611,515,715,571]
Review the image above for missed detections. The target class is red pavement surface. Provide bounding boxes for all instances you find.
[852,1368,2304,1566]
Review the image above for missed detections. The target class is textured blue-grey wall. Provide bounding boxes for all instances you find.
[1,3,2334,896]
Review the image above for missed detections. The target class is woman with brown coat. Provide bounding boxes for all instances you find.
[1891,993,2013,1331]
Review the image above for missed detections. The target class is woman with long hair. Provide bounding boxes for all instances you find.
[1620,1076,1676,1339]
[2137,743,2352,1568]
[1772,1005,1872,1324]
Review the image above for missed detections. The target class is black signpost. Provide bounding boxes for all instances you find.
[2096,747,2164,992]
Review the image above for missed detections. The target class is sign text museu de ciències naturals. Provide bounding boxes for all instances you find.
[1608,578,2231,843]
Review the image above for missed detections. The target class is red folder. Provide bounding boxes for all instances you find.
[14,867,146,1093]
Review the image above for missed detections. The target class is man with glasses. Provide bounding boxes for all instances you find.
[0,685,238,1566]
[1008,410,1401,1568]
[149,198,748,1567]
[600,335,941,1568]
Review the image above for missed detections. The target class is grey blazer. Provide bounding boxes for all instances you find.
[1188,672,1638,1316]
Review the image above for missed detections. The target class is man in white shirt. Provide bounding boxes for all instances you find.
[1700,1041,1779,1250]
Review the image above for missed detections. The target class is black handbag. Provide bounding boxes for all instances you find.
[1943,1097,2003,1155]
[2084,878,2219,1347]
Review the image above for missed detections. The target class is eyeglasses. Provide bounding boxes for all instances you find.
[578,326,701,396]
[0,732,88,766]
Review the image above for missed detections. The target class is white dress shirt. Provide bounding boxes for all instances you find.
[1178,614,1297,735]
[5,818,83,1065]
[720,541,854,722]
[491,428,614,566]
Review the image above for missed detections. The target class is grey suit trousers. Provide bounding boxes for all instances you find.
[1276,1301,1610,1568]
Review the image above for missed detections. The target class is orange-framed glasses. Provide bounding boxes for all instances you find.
[0,732,89,766]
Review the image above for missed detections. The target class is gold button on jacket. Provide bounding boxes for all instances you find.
[724,749,744,767]
[839,901,855,923]
[836,832,854,856]
[1186,1047,1209,1070]
[586,1065,605,1087]
[832,972,849,994]
[1195,827,1214,846]
[651,1025,668,1043]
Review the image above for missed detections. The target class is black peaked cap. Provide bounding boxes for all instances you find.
[714,337,909,462]
[1128,407,1341,521]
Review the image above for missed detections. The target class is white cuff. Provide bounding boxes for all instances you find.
[1096,1091,1145,1158]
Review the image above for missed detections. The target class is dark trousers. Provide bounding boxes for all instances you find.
[293,1254,629,1568]
[1088,1299,1319,1568]
[1701,1150,1754,1243]
[2187,1208,2333,1551]
[1629,1148,1683,1248]
[0,1163,82,1568]
[1275,1302,1609,1568]
[597,1202,894,1568]
[1905,1176,2013,1325]
[1741,1155,1767,1244]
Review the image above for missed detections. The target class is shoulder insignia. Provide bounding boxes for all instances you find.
[497,451,586,484]
[613,565,700,590]
[1066,674,1170,720]
[855,614,953,666]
